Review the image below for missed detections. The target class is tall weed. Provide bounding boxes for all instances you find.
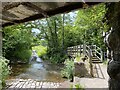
[61,58,74,81]
[0,56,10,89]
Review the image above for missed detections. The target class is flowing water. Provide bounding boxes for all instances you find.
[8,58,65,82]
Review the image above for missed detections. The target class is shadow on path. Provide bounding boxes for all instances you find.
[94,64,105,79]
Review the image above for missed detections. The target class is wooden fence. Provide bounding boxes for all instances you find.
[67,44,103,62]
[67,44,104,77]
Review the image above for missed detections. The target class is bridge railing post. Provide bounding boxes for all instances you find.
[80,45,81,56]
[94,45,97,57]
[71,47,72,56]
[100,49,103,62]
[88,47,94,77]
[83,43,86,56]
[75,46,77,56]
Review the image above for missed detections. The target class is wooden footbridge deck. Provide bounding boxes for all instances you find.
[5,79,62,89]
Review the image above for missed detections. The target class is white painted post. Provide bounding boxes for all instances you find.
[94,45,97,56]
[80,45,81,55]
[107,48,109,62]
[77,45,78,56]
[100,49,103,62]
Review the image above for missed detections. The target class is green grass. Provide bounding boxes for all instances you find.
[76,56,81,62]
[32,45,47,57]
[75,54,85,62]
[103,60,108,65]
[70,84,84,90]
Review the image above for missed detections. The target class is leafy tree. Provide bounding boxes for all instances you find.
[3,24,33,63]
[74,3,107,50]
[31,13,77,63]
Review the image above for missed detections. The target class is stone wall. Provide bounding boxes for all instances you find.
[0,30,2,56]
[75,62,89,77]
[106,2,120,90]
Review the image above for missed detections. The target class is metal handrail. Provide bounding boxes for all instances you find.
[92,45,103,62]
[85,45,93,77]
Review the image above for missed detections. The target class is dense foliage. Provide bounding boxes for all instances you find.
[74,3,107,50]
[3,24,33,63]
[2,3,107,64]
[28,14,74,63]
[44,3,107,62]
[32,45,47,57]
[0,57,10,89]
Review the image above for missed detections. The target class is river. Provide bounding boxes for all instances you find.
[7,59,66,83]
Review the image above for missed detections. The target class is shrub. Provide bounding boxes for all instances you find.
[0,56,10,89]
[49,53,67,64]
[103,60,108,65]
[61,58,74,81]
[14,50,32,63]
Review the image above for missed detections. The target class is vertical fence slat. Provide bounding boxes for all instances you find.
[77,45,78,56]
[80,45,81,55]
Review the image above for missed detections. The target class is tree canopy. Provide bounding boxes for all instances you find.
[2,3,107,63]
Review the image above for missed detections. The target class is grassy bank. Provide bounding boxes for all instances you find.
[32,45,47,57]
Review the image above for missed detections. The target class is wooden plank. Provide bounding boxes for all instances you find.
[30,85,35,88]
[9,80,20,88]
[22,80,29,88]
[36,82,40,87]
[31,81,35,86]
[7,79,63,89]
[15,82,23,88]
[26,79,33,88]
[38,82,42,88]
[19,82,25,88]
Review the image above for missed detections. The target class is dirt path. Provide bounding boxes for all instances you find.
[74,63,109,89]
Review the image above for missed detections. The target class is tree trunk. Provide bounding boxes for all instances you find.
[105,2,120,90]
[62,14,65,53]
[53,17,59,48]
